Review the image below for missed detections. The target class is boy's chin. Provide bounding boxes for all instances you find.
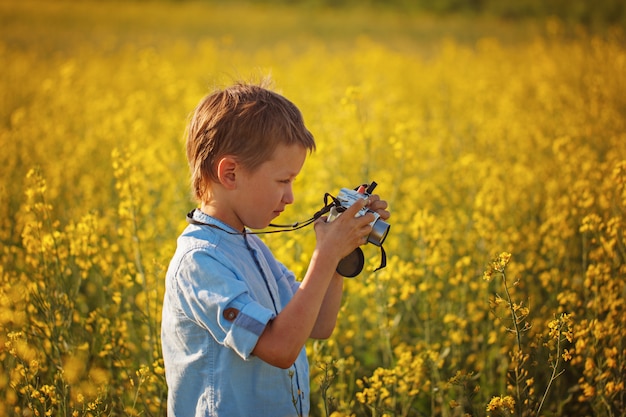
[246,220,272,230]
[245,212,281,230]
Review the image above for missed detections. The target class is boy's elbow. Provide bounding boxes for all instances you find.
[253,342,301,369]
[263,349,300,369]
[274,356,297,369]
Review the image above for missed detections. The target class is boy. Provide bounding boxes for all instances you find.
[161,82,390,416]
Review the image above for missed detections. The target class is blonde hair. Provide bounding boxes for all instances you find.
[186,82,316,202]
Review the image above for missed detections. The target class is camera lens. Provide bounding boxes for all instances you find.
[368,219,390,246]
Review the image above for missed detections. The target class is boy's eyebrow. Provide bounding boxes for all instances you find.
[278,172,298,179]
[279,170,300,181]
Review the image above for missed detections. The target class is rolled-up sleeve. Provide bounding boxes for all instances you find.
[223,302,274,359]
[175,248,276,360]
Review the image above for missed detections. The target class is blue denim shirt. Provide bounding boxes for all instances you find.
[161,210,310,417]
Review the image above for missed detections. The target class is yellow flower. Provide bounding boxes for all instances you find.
[483,252,512,281]
[497,252,512,270]
[486,395,515,413]
[562,349,572,361]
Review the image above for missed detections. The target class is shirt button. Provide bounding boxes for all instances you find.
[223,308,239,321]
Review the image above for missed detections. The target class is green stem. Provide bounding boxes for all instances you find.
[535,321,565,417]
[501,270,523,417]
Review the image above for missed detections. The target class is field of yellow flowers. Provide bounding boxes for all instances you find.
[1,1,625,416]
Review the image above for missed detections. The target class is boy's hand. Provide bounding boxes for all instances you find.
[314,195,388,264]
[365,194,390,222]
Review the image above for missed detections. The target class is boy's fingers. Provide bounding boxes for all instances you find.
[342,197,367,216]
[366,195,390,220]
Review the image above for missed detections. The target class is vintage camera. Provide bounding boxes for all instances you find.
[327,184,390,247]
[327,182,390,277]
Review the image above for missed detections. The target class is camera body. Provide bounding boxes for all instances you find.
[327,187,390,247]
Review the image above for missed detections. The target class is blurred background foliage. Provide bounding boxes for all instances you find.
[251,0,626,29]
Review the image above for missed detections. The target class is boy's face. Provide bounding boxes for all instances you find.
[232,143,307,230]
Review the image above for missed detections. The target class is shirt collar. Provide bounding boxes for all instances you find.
[190,209,245,234]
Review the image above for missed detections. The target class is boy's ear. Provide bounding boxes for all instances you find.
[216,156,238,189]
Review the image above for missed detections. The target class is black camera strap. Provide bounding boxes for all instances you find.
[377,245,387,272]
[185,186,388,277]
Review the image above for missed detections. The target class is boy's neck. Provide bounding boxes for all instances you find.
[200,201,245,232]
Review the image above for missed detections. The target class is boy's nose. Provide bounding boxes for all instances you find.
[283,186,295,205]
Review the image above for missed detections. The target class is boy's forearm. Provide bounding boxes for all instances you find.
[252,248,339,368]
[310,272,343,339]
